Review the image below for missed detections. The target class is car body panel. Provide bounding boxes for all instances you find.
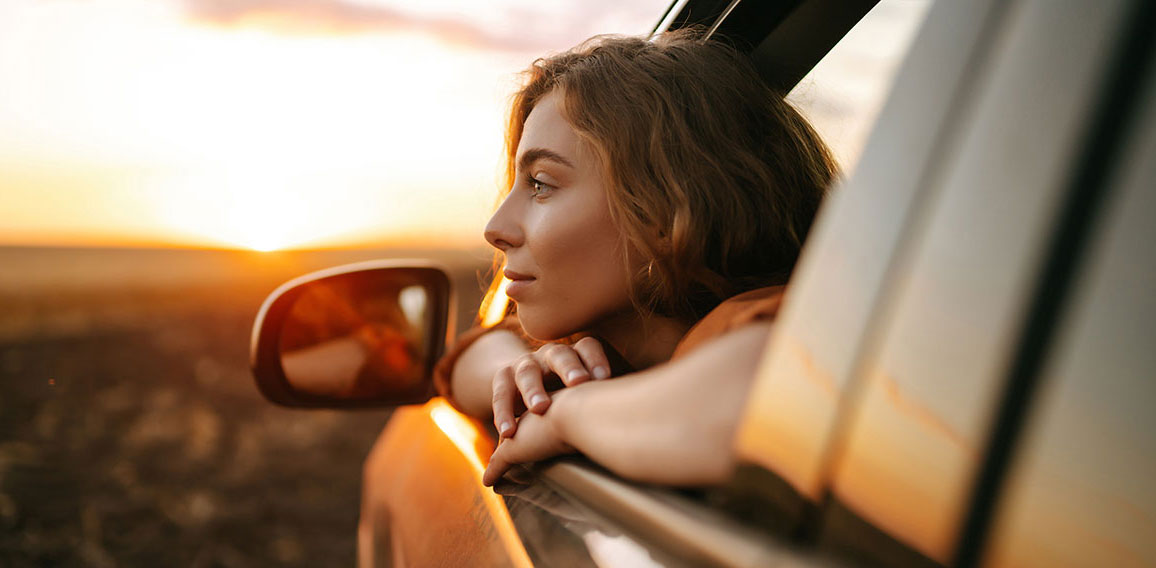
[358,400,532,567]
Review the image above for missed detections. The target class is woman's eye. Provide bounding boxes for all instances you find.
[528,177,555,198]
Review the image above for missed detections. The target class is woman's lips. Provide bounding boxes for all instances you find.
[503,270,535,300]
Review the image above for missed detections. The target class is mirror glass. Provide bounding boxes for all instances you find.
[278,272,434,400]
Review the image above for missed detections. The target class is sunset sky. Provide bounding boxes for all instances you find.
[0,0,927,251]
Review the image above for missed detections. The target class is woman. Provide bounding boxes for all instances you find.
[435,29,837,486]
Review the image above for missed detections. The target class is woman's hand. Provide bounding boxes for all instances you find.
[483,323,773,488]
[491,337,611,439]
[483,390,577,486]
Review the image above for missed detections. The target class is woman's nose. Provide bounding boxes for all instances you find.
[484,192,524,251]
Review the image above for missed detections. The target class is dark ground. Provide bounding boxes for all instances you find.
[0,246,489,567]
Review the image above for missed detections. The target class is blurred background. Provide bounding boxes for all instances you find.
[0,0,927,565]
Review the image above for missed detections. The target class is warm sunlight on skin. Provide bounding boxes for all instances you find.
[480,277,512,327]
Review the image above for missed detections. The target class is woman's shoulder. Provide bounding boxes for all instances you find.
[671,285,786,360]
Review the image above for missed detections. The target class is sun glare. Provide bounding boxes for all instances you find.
[237,236,284,253]
[151,171,344,251]
[0,0,677,250]
[0,2,513,250]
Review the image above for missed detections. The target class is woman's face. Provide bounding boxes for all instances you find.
[484,91,636,340]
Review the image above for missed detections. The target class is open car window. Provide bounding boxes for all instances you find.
[786,0,932,175]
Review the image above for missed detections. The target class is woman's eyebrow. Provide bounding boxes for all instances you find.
[518,148,574,171]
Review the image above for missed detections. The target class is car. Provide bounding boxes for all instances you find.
[249,0,1156,566]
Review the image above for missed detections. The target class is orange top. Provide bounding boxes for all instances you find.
[433,285,787,408]
[671,285,786,360]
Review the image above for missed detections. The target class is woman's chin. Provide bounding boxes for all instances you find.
[515,311,577,342]
[519,324,570,342]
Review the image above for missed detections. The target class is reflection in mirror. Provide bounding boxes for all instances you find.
[278,276,430,400]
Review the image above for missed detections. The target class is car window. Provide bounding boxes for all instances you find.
[733,0,986,516]
[786,0,931,176]
[688,0,934,541]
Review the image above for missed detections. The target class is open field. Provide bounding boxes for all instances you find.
[0,246,491,566]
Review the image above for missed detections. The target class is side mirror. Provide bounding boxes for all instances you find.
[250,260,454,408]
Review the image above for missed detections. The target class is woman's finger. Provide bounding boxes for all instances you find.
[491,366,518,438]
[483,444,515,487]
[573,337,612,380]
[514,357,551,414]
[537,344,590,386]
[482,412,573,486]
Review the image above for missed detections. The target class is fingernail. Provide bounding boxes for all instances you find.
[593,366,610,380]
[567,369,588,383]
[498,421,512,437]
[530,394,549,409]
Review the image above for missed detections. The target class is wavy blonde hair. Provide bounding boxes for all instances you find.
[487,28,837,325]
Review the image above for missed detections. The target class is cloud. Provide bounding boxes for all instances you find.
[181,0,661,53]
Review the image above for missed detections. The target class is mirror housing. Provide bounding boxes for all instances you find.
[250,260,454,408]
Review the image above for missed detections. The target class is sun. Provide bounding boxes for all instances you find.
[154,170,351,252]
[234,235,285,253]
[221,190,315,251]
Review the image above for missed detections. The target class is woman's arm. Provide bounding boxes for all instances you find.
[483,322,773,486]
[448,329,531,419]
